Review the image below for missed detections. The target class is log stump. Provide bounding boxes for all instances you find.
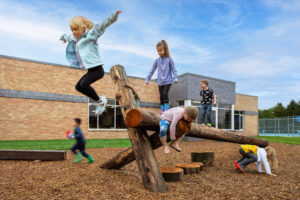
[175,163,201,174]
[191,152,214,166]
[160,167,184,182]
[191,162,204,170]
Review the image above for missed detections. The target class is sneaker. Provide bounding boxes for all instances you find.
[94,96,107,115]
[85,154,94,164]
[73,154,83,163]
[170,142,182,152]
[234,161,245,173]
[201,123,205,126]
[207,123,212,127]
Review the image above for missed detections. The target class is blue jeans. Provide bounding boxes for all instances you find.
[201,104,212,124]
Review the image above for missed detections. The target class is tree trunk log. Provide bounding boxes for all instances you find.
[105,65,166,193]
[160,167,183,182]
[175,163,201,174]
[188,124,268,147]
[125,109,268,147]
[191,152,215,166]
[191,162,204,170]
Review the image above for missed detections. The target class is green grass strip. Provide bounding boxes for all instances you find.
[254,136,300,145]
[0,139,131,150]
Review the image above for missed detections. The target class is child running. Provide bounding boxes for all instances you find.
[60,11,122,115]
[200,79,216,126]
[234,145,278,176]
[67,118,94,163]
[160,106,198,154]
[145,40,178,114]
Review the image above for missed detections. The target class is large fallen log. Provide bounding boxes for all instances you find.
[105,65,166,193]
[0,150,66,161]
[126,109,269,147]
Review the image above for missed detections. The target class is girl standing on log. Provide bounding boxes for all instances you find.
[234,145,278,176]
[145,40,178,114]
[160,106,198,154]
[60,11,122,115]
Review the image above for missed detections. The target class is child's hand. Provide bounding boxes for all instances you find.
[59,38,66,44]
[174,81,178,84]
[213,102,216,106]
[116,10,122,16]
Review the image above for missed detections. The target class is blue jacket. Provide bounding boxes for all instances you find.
[74,127,86,144]
[60,12,118,69]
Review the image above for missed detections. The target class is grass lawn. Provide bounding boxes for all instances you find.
[254,136,300,145]
[0,139,131,150]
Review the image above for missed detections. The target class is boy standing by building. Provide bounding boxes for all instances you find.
[67,118,94,163]
[200,80,216,127]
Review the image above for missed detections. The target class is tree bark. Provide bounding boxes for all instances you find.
[106,65,166,193]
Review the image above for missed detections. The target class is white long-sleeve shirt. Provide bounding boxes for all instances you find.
[256,147,271,175]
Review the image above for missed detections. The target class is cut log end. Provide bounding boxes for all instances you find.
[191,152,215,166]
[125,108,143,127]
[160,167,183,182]
[175,163,201,174]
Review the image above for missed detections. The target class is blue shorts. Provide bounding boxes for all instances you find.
[160,119,170,138]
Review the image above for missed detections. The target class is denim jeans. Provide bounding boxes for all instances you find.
[201,104,212,124]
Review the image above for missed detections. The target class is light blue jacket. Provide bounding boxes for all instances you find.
[60,12,118,69]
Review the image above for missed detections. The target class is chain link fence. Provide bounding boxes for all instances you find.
[259,117,300,136]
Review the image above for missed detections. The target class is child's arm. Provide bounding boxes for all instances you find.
[213,94,217,106]
[89,11,121,39]
[170,58,178,83]
[60,34,74,43]
[261,155,273,175]
[169,115,182,141]
[145,60,158,85]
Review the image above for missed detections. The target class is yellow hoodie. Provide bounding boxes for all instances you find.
[241,145,258,155]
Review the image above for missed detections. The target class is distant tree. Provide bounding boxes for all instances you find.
[286,100,300,116]
[273,103,286,117]
[259,108,275,118]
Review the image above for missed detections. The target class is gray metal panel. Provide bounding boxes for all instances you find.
[244,111,258,116]
[169,73,236,105]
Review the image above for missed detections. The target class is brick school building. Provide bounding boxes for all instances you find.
[0,55,258,140]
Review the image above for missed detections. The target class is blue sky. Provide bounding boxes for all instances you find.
[0,0,299,109]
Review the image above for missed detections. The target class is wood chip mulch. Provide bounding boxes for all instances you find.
[0,140,299,200]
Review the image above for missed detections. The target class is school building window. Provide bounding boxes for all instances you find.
[218,103,232,130]
[234,111,244,130]
[88,98,126,130]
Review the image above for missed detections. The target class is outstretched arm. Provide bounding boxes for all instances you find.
[89,10,121,39]
[60,34,74,43]
[145,60,157,85]
[170,58,178,83]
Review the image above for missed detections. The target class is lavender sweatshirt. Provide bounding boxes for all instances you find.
[145,56,178,86]
[161,107,184,140]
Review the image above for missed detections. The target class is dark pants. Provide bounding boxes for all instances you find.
[201,104,212,124]
[159,84,172,105]
[71,142,89,158]
[75,65,104,102]
[237,147,258,169]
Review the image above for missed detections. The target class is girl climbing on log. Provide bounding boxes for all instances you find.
[160,106,198,154]
[234,145,278,176]
[145,40,178,114]
[60,10,122,115]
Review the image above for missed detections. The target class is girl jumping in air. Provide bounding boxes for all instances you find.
[60,11,122,115]
[234,145,278,176]
[145,40,178,114]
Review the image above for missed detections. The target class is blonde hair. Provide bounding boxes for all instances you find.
[70,16,94,31]
[156,40,170,57]
[185,106,199,120]
[265,146,279,170]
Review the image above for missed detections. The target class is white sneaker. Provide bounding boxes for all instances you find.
[94,96,107,115]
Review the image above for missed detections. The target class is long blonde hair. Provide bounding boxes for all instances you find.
[156,40,170,57]
[70,16,94,31]
[265,146,279,170]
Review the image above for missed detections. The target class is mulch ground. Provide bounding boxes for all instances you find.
[0,140,299,200]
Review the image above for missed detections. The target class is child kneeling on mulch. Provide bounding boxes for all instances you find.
[234,145,278,176]
[160,106,198,154]
[67,118,94,164]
